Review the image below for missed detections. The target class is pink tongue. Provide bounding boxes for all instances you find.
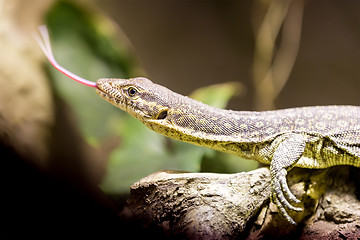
[34,25,97,88]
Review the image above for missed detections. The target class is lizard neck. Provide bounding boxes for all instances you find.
[142,104,273,161]
[142,95,270,144]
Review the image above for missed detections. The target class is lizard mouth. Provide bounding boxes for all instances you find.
[95,87,110,97]
[95,86,126,109]
[95,87,115,101]
[96,83,121,100]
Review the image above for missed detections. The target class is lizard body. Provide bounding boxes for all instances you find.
[35,25,359,225]
[96,77,360,224]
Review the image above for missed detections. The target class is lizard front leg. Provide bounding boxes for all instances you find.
[270,133,305,224]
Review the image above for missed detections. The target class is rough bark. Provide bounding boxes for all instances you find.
[122,167,360,239]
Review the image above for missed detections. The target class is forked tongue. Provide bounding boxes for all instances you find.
[34,25,97,88]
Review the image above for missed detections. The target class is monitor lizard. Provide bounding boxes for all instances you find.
[35,25,360,225]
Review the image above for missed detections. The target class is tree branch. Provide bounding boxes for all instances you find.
[121,167,360,239]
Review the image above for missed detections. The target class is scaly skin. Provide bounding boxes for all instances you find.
[96,77,360,224]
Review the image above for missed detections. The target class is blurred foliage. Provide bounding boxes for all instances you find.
[45,0,257,195]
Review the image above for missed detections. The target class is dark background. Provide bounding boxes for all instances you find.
[99,0,360,109]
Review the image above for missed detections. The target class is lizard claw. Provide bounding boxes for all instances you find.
[273,194,297,225]
[278,169,301,204]
[271,169,303,224]
[268,133,306,224]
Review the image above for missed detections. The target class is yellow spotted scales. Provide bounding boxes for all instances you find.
[96,77,360,225]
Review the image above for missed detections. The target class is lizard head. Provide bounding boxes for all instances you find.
[96,77,172,121]
[96,77,233,142]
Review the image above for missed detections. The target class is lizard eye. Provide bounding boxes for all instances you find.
[127,87,138,97]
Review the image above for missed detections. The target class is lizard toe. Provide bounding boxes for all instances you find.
[278,171,301,204]
[273,187,302,212]
[272,174,303,212]
[273,194,297,225]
